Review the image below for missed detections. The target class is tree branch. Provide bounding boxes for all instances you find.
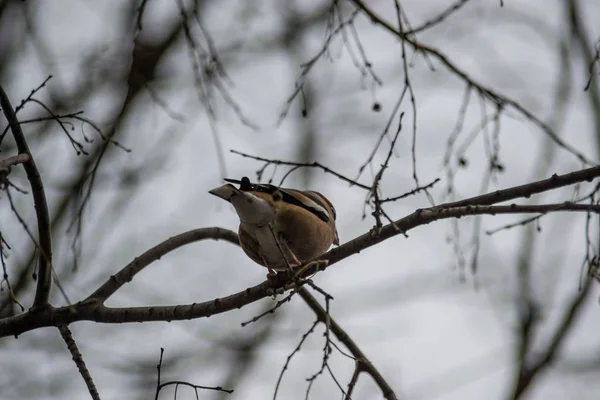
[297,287,398,400]
[2,166,600,337]
[438,166,600,208]
[85,227,239,303]
[510,278,593,399]
[154,347,233,398]
[0,84,53,309]
[58,324,101,400]
[348,0,592,164]
[0,153,30,171]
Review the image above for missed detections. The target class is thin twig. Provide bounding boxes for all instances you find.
[510,277,594,399]
[349,0,593,164]
[298,287,398,400]
[278,9,361,124]
[0,232,23,311]
[356,84,407,182]
[58,324,101,400]
[273,320,319,400]
[0,75,52,148]
[231,149,370,190]
[405,0,472,35]
[381,177,440,203]
[241,289,297,327]
[394,2,423,196]
[27,98,88,155]
[304,288,334,399]
[155,347,233,399]
[367,113,404,227]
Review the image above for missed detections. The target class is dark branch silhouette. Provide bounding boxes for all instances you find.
[3,165,600,337]
[58,324,100,400]
[0,83,53,309]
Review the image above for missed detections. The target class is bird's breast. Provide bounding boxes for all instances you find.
[242,223,281,257]
[230,192,275,225]
[239,222,291,270]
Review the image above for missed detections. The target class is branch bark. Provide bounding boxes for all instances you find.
[86,227,239,303]
[0,153,31,171]
[0,84,53,308]
[58,324,101,400]
[298,287,398,400]
[2,165,600,337]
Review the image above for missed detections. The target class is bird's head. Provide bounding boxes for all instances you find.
[209,177,276,226]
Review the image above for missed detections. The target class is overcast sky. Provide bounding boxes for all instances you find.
[2,1,600,399]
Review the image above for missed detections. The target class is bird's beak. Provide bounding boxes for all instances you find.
[208,183,239,201]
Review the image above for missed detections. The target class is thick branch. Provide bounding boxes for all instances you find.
[0,204,594,335]
[2,167,600,337]
[86,227,239,303]
[0,84,53,308]
[0,153,31,170]
[298,287,397,400]
[439,167,600,208]
[58,324,101,400]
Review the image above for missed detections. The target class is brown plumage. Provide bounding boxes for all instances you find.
[209,177,339,274]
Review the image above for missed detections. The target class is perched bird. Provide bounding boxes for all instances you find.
[209,177,339,275]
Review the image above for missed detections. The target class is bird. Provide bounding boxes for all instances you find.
[209,177,339,276]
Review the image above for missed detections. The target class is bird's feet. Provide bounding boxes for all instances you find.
[294,259,329,277]
[266,268,278,280]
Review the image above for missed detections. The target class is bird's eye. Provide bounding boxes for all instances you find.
[331,206,337,220]
[272,191,282,201]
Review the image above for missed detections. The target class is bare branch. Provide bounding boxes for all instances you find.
[0,232,23,312]
[510,278,594,399]
[0,75,52,149]
[0,153,30,171]
[274,320,319,400]
[298,287,398,400]
[278,9,362,124]
[380,177,440,203]
[58,324,101,400]
[86,227,239,303]
[154,347,233,399]
[368,112,405,227]
[394,2,423,193]
[231,149,370,190]
[27,98,88,155]
[356,87,406,182]
[440,166,600,208]
[345,362,361,399]
[5,188,42,267]
[241,289,296,327]
[349,0,594,164]
[304,288,334,398]
[2,166,600,337]
[0,84,53,309]
[405,0,472,35]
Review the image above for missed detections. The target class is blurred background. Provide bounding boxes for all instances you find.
[1,0,600,399]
